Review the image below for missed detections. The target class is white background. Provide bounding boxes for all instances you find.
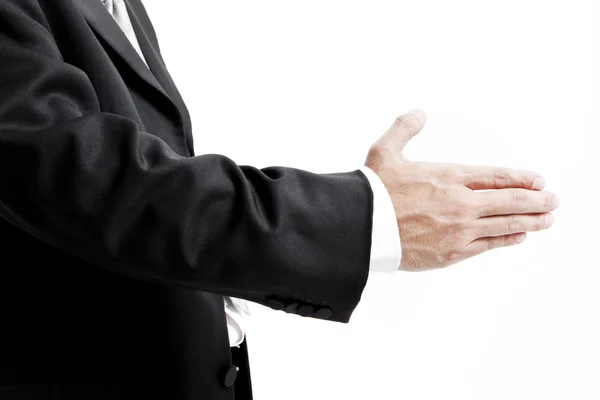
[142,1,598,399]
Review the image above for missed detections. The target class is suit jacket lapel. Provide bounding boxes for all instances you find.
[125,0,195,155]
[77,0,195,156]
[76,0,171,102]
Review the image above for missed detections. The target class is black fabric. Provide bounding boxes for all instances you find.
[0,0,375,398]
[231,338,253,400]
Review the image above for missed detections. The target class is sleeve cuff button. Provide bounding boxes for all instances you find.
[314,307,332,319]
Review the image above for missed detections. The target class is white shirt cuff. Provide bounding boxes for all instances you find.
[224,297,247,347]
[359,166,402,273]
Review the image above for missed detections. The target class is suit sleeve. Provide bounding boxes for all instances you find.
[0,1,373,323]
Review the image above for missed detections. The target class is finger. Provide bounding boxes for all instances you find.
[375,109,427,155]
[460,166,545,190]
[472,213,554,238]
[465,232,527,258]
[473,189,559,217]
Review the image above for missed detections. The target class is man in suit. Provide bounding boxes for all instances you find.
[0,0,559,399]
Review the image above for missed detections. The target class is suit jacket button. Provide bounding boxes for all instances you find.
[314,307,332,319]
[297,304,314,317]
[284,302,299,314]
[266,298,284,310]
[222,366,238,388]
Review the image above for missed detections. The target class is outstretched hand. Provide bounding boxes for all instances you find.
[365,109,559,271]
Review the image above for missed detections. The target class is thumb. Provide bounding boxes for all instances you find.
[376,109,427,155]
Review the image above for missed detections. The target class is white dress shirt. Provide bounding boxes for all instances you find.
[102,0,402,348]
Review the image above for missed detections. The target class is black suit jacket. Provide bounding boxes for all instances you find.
[0,0,374,399]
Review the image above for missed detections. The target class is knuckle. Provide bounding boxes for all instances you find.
[451,194,474,216]
[507,215,519,234]
[511,191,528,211]
[486,238,497,251]
[445,248,465,262]
[460,224,477,241]
[535,215,546,231]
[544,194,555,210]
[521,173,532,189]
[493,168,511,186]
[438,168,458,183]
[395,114,418,130]
[505,235,517,247]
[455,201,471,216]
